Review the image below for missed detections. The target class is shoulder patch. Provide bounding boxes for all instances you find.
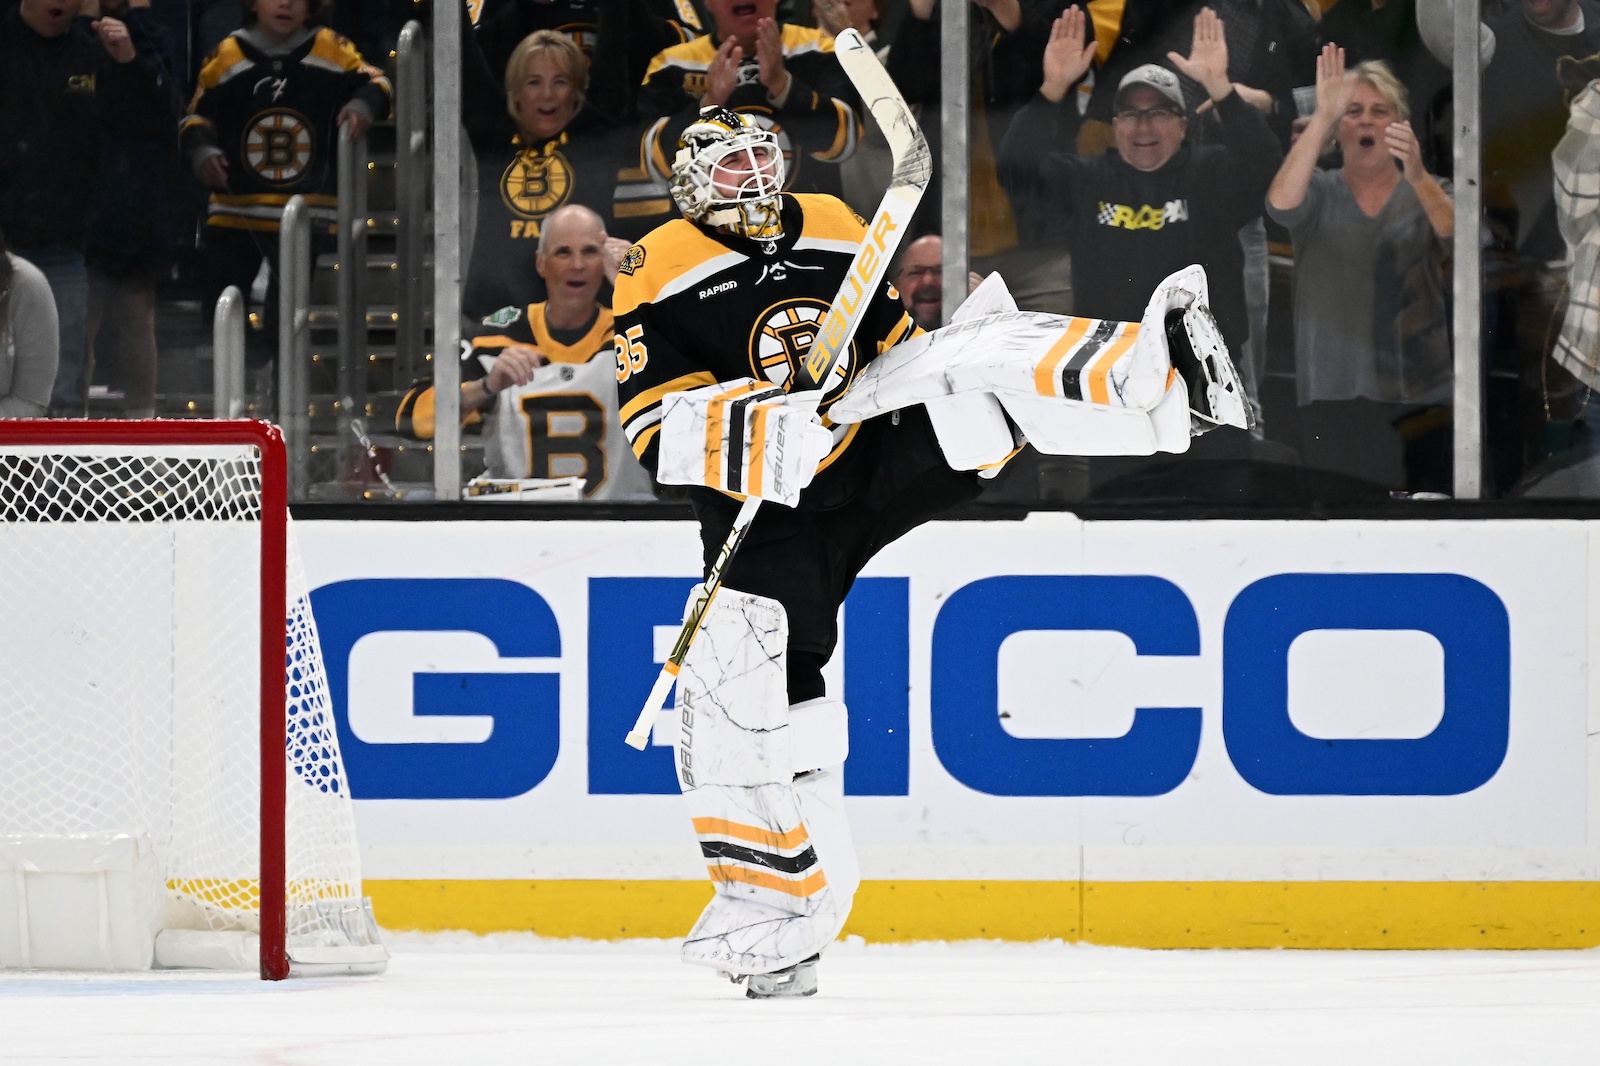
[618,245,647,276]
[482,305,523,327]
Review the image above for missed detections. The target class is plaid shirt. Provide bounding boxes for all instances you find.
[1553,81,1600,390]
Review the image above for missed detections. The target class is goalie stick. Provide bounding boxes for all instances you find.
[625,28,932,749]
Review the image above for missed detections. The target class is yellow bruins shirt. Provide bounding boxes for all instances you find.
[399,302,655,500]
[613,193,915,510]
[617,25,862,231]
[181,26,391,233]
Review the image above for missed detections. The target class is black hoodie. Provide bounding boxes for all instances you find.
[998,89,1281,352]
[0,5,170,250]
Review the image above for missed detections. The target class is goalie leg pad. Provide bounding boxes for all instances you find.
[675,587,845,976]
[788,697,859,908]
[925,392,1018,471]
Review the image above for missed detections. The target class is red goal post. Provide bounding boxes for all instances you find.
[0,420,382,979]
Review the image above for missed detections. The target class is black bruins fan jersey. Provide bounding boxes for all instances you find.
[614,193,914,509]
[617,26,863,232]
[463,119,627,318]
[182,28,390,233]
[398,302,654,500]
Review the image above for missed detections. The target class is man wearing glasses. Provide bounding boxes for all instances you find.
[998,6,1281,359]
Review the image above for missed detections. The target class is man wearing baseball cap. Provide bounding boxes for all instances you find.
[997,6,1281,362]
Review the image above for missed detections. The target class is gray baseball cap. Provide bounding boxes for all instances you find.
[1115,64,1186,112]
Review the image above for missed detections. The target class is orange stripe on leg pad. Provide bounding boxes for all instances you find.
[1087,323,1140,405]
[1034,317,1093,397]
[708,865,829,898]
[693,817,810,851]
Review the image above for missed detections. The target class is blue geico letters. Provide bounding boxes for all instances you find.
[310,572,1512,801]
[311,578,561,800]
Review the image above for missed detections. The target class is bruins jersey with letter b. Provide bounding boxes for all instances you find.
[399,302,655,501]
[181,27,391,232]
[613,193,915,509]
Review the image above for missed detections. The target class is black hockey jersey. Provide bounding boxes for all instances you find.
[617,25,863,232]
[181,27,391,232]
[613,193,914,510]
[463,119,628,318]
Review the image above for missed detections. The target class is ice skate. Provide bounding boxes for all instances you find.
[741,953,820,999]
[1163,302,1253,434]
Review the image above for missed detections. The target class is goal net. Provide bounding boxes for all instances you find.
[0,421,385,978]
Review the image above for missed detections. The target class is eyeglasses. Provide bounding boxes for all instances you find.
[1113,106,1184,125]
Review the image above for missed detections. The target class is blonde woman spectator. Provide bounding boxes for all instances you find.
[462,29,631,321]
[1267,47,1453,491]
[0,225,61,418]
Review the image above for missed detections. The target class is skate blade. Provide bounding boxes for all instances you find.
[742,955,819,999]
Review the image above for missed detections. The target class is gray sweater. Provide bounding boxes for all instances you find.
[0,252,59,417]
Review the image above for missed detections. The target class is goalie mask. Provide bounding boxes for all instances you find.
[670,106,786,241]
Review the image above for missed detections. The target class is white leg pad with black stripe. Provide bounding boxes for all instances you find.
[675,587,846,976]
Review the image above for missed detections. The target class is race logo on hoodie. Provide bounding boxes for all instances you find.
[1096,199,1190,231]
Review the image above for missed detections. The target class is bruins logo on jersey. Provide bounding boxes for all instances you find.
[244,109,314,185]
[749,297,852,402]
[501,148,574,220]
[617,245,646,276]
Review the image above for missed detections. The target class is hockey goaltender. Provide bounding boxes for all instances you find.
[612,97,1251,997]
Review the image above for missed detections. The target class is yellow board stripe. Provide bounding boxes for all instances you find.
[364,880,1600,948]
[1033,318,1093,397]
[1086,322,1140,405]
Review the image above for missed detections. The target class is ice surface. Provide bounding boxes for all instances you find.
[1,936,1598,1063]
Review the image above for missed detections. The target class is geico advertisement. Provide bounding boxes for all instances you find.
[296,515,1592,881]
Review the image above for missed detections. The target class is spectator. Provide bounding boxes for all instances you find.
[475,0,706,124]
[1552,78,1600,397]
[462,28,632,321]
[1418,0,1600,260]
[0,225,61,418]
[887,0,1069,313]
[893,233,982,330]
[813,0,886,59]
[397,204,654,499]
[813,0,891,214]
[182,0,392,370]
[1315,0,1449,168]
[998,6,1282,358]
[618,0,864,232]
[0,0,172,413]
[1267,48,1453,491]
[81,0,184,419]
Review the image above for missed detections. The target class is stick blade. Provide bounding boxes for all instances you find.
[831,28,931,194]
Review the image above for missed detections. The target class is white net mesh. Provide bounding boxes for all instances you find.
[0,442,375,964]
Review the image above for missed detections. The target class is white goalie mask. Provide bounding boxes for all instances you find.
[670,106,786,241]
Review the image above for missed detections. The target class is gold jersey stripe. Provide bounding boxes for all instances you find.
[619,371,719,425]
